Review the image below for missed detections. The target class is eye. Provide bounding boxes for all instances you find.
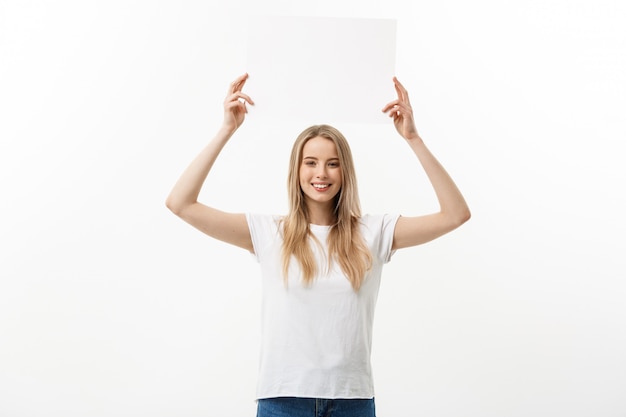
[304,160,316,166]
[328,161,339,168]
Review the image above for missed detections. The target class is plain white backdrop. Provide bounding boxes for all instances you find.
[1,1,625,416]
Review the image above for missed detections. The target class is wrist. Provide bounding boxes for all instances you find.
[405,133,422,142]
[218,124,238,138]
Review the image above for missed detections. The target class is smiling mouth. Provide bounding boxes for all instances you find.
[312,184,330,190]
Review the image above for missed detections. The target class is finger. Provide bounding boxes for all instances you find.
[393,76,406,92]
[229,73,249,93]
[385,102,411,116]
[385,107,402,119]
[224,94,247,107]
[224,101,242,112]
[394,84,405,103]
[381,99,399,113]
[386,104,414,121]
[225,100,248,116]
[225,92,254,105]
[236,92,255,105]
[393,76,410,103]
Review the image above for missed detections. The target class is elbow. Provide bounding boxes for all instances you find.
[462,208,472,224]
[165,197,177,214]
[447,207,471,229]
[165,196,184,216]
[456,207,471,227]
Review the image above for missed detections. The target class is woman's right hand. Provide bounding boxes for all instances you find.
[223,73,254,132]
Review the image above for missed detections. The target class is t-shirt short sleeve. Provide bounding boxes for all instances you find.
[361,213,400,264]
[246,213,282,263]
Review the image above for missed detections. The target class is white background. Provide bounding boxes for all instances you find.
[1,1,625,416]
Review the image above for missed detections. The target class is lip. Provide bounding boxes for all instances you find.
[311,183,331,192]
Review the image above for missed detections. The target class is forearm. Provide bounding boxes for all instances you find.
[165,126,235,214]
[406,134,470,223]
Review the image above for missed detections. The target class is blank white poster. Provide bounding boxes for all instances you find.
[246,16,397,125]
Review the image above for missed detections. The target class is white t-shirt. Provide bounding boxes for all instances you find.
[246,213,400,399]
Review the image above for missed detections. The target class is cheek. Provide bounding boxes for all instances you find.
[298,169,308,189]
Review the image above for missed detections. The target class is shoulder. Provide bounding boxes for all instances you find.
[246,213,283,223]
[246,213,284,235]
[246,213,285,259]
[359,213,401,230]
[358,213,401,243]
[358,214,401,262]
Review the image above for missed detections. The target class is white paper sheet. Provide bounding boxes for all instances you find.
[246,16,396,125]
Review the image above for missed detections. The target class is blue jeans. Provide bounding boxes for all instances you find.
[256,397,376,417]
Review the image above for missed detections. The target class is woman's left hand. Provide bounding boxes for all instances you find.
[382,77,420,140]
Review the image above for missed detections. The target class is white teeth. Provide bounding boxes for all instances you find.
[313,184,329,189]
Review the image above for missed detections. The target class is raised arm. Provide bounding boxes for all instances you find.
[382,77,471,250]
[165,74,255,252]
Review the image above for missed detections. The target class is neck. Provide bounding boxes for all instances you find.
[306,202,336,226]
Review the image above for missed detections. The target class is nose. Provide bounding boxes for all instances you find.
[315,165,328,179]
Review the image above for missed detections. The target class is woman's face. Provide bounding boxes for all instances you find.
[299,136,343,209]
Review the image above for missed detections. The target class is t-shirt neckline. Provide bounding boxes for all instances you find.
[309,223,332,232]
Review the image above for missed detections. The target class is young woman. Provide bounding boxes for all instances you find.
[166,73,470,417]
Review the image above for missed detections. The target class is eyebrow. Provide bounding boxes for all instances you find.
[302,156,340,161]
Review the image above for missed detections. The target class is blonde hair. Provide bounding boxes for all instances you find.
[281,125,372,291]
